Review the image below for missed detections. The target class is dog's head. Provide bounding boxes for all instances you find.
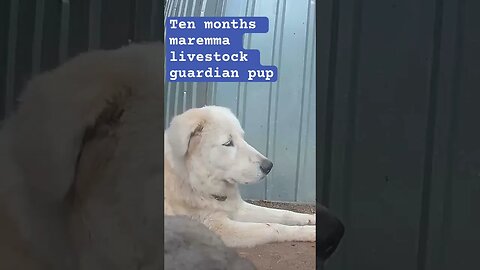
[166,106,273,185]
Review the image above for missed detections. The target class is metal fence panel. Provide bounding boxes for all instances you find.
[0,0,165,121]
[319,0,480,269]
[165,0,317,203]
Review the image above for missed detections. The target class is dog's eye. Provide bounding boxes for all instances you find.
[222,140,234,147]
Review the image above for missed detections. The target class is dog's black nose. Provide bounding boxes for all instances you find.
[260,159,273,175]
[316,206,345,261]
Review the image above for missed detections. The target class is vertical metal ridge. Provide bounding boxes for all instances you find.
[416,0,444,269]
[190,0,197,16]
[182,90,187,112]
[236,0,250,121]
[239,0,255,128]
[173,0,181,15]
[234,80,241,116]
[208,0,226,105]
[127,0,136,43]
[150,0,159,39]
[179,0,186,16]
[304,13,316,201]
[165,0,172,125]
[192,82,197,107]
[88,0,102,49]
[166,0,174,16]
[213,0,219,15]
[220,0,226,16]
[203,84,208,105]
[165,0,170,17]
[174,82,180,116]
[5,0,20,116]
[58,0,70,64]
[234,0,248,117]
[200,0,208,104]
[341,0,363,268]
[32,0,45,75]
[200,0,208,17]
[303,25,317,201]
[438,0,465,267]
[165,83,172,125]
[266,0,287,200]
[321,0,339,207]
[210,82,217,105]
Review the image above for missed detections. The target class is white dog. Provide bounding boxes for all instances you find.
[164,106,316,248]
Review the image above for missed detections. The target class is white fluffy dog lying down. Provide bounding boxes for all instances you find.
[164,105,318,247]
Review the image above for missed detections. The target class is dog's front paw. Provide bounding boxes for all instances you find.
[296,225,316,242]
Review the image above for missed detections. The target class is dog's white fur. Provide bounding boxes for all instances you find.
[164,106,316,248]
[0,43,166,269]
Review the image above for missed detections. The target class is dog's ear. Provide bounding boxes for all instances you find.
[166,112,205,158]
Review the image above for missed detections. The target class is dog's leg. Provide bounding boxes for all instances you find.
[205,216,315,248]
[231,201,315,226]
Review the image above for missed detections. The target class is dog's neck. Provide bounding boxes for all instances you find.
[168,157,239,204]
[188,173,236,201]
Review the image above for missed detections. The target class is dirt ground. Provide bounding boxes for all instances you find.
[237,200,316,270]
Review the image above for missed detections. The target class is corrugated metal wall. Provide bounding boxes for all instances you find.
[0,0,164,121]
[165,0,317,203]
[319,0,480,270]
